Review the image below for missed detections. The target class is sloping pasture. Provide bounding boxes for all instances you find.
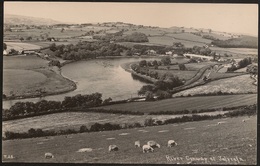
[2,116,256,164]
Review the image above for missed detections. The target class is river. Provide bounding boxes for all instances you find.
[3,57,160,109]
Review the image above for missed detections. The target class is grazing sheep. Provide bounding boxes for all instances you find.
[108,145,119,152]
[142,145,154,153]
[168,140,177,147]
[135,141,141,148]
[147,140,160,148]
[45,153,54,159]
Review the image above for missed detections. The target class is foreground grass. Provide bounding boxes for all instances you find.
[97,94,256,113]
[2,115,256,164]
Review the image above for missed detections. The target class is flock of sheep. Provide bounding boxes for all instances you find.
[44,140,177,159]
[109,139,177,153]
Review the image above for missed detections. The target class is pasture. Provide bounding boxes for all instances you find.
[2,116,256,164]
[96,94,256,113]
[3,55,48,69]
[3,55,75,98]
[173,75,257,97]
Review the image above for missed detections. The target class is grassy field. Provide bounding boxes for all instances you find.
[3,55,76,98]
[96,94,256,113]
[5,42,42,51]
[2,115,256,164]
[2,110,227,134]
[173,75,257,97]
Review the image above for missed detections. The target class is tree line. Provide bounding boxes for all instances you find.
[3,93,105,120]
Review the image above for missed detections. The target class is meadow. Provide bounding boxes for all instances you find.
[3,55,75,99]
[2,115,256,164]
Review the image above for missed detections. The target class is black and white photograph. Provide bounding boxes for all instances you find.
[2,1,258,164]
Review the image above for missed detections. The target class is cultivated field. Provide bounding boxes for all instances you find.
[173,75,257,97]
[2,116,256,164]
[96,94,256,113]
[165,33,212,43]
[148,36,206,47]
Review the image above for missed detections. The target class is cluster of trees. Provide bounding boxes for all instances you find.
[202,35,218,41]
[116,32,149,42]
[3,93,104,120]
[246,64,258,75]
[48,41,128,60]
[137,72,184,100]
[227,57,252,72]
[48,60,61,67]
[190,46,213,56]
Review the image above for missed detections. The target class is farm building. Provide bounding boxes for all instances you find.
[23,50,36,55]
[183,53,213,60]
[3,50,8,55]
[147,50,157,55]
[165,51,173,55]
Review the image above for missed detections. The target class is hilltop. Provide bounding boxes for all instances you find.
[4,14,63,25]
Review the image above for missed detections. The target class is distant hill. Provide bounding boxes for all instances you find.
[4,14,62,25]
[212,36,258,48]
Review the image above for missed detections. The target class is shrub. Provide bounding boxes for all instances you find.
[79,125,89,133]
[144,118,155,126]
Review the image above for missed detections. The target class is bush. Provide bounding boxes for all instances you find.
[144,118,155,126]
[79,125,89,133]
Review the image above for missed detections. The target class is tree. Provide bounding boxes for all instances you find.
[138,85,154,96]
[49,43,57,52]
[26,36,32,41]
[3,42,7,50]
[178,64,187,70]
[20,37,24,42]
[61,28,65,33]
[161,56,171,66]
[139,60,147,67]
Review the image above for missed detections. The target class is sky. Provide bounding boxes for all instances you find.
[4,2,258,36]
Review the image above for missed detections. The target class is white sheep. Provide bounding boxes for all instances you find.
[168,140,177,147]
[108,145,119,152]
[45,152,54,159]
[147,140,161,148]
[142,144,154,153]
[135,141,141,148]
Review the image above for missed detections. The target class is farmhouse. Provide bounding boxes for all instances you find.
[147,50,157,55]
[183,53,213,61]
[23,50,36,55]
